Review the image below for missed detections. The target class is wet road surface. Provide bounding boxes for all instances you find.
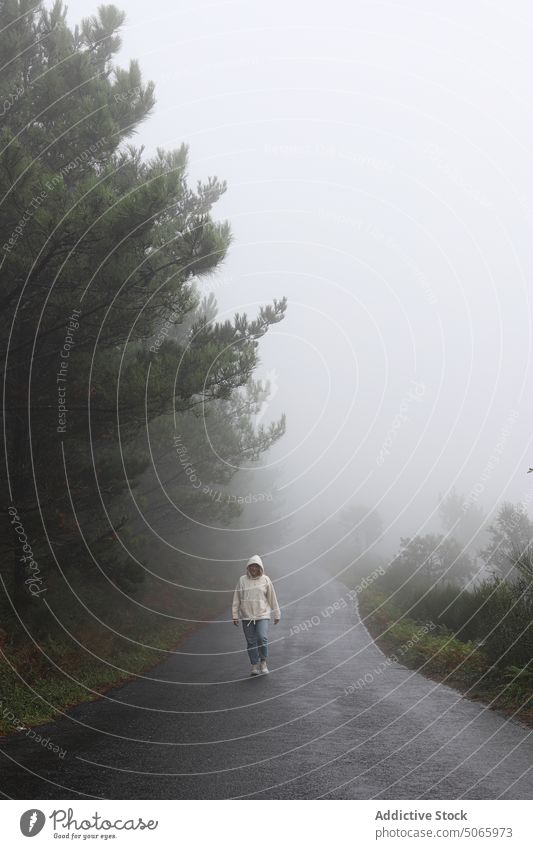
[1,555,532,799]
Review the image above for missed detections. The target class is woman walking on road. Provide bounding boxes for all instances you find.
[232,555,281,676]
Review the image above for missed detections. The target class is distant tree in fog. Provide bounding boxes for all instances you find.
[438,487,485,551]
[479,502,533,580]
[338,504,383,554]
[389,534,474,585]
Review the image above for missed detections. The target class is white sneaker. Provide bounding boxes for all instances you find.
[250,664,260,676]
[259,660,269,674]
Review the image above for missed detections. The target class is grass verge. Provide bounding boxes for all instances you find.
[358,586,533,727]
[0,616,215,736]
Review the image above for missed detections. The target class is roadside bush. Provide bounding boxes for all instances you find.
[375,564,533,671]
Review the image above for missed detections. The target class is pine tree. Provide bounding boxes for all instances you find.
[0,2,286,630]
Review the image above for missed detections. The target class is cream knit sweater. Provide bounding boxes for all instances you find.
[232,555,281,622]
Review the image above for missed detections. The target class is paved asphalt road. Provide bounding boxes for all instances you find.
[1,552,532,799]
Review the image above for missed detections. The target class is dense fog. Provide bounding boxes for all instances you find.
[60,0,532,564]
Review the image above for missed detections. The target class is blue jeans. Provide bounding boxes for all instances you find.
[242,619,269,665]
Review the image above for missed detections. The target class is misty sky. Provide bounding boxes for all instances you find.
[65,0,533,555]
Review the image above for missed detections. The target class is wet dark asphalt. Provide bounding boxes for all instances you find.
[1,556,532,800]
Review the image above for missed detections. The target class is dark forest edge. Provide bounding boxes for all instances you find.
[0,614,208,736]
[0,569,227,736]
[0,0,287,733]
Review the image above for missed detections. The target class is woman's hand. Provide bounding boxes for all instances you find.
[233,619,239,626]
[274,618,280,624]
